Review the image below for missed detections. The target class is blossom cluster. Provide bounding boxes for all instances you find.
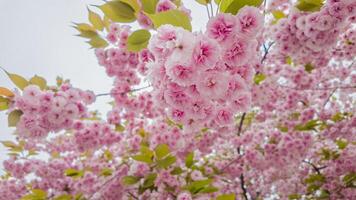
[271,0,355,65]
[13,83,95,138]
[147,6,263,130]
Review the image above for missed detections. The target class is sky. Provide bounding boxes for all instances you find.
[0,0,209,173]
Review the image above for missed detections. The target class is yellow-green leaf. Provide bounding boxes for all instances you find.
[115,124,125,132]
[195,0,211,5]
[254,73,266,85]
[99,1,136,23]
[216,194,236,200]
[157,155,176,169]
[74,23,98,38]
[185,151,195,168]
[88,8,104,31]
[21,189,47,200]
[122,175,140,185]
[296,0,324,12]
[54,194,72,200]
[121,0,141,13]
[8,110,23,127]
[100,168,113,177]
[127,29,151,52]
[0,87,14,97]
[272,10,286,23]
[87,36,109,48]
[2,69,29,90]
[1,141,17,149]
[141,0,159,14]
[154,144,170,159]
[147,9,192,31]
[132,154,153,164]
[220,0,263,15]
[65,168,84,178]
[29,75,47,90]
[0,96,10,111]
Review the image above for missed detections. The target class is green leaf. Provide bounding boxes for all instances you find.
[288,194,301,200]
[171,167,183,175]
[286,56,293,65]
[200,186,219,193]
[304,63,314,73]
[87,36,108,48]
[132,154,153,164]
[157,155,176,168]
[195,0,211,5]
[121,0,141,13]
[74,23,98,38]
[184,179,213,194]
[1,141,17,149]
[2,69,29,90]
[154,144,170,159]
[104,149,113,161]
[272,10,286,24]
[115,124,125,132]
[294,119,320,131]
[127,29,151,52]
[141,0,159,14]
[142,173,157,188]
[185,151,195,168]
[21,189,47,200]
[8,110,23,127]
[29,75,47,90]
[254,73,266,85]
[147,9,192,31]
[65,168,84,178]
[0,96,10,111]
[343,172,356,187]
[216,194,236,200]
[296,0,324,12]
[304,174,325,184]
[54,194,72,200]
[335,139,348,150]
[0,87,14,97]
[140,145,154,157]
[99,1,136,23]
[100,168,113,177]
[88,8,104,31]
[122,175,140,185]
[220,0,263,15]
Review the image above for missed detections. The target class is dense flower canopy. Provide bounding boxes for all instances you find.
[0,0,355,200]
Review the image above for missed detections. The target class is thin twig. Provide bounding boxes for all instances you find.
[322,88,337,108]
[128,191,139,200]
[303,160,327,175]
[240,174,249,200]
[278,84,356,91]
[96,85,152,97]
[261,42,275,64]
[236,113,249,200]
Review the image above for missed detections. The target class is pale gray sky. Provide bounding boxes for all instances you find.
[0,0,208,171]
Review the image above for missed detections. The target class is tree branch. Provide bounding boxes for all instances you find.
[96,85,152,97]
[303,160,327,175]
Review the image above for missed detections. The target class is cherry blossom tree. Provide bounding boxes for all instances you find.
[0,0,355,199]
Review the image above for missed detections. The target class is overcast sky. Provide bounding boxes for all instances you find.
[0,0,208,172]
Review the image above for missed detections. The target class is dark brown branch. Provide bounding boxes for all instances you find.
[236,113,249,200]
[261,42,275,64]
[240,174,249,200]
[303,160,327,175]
